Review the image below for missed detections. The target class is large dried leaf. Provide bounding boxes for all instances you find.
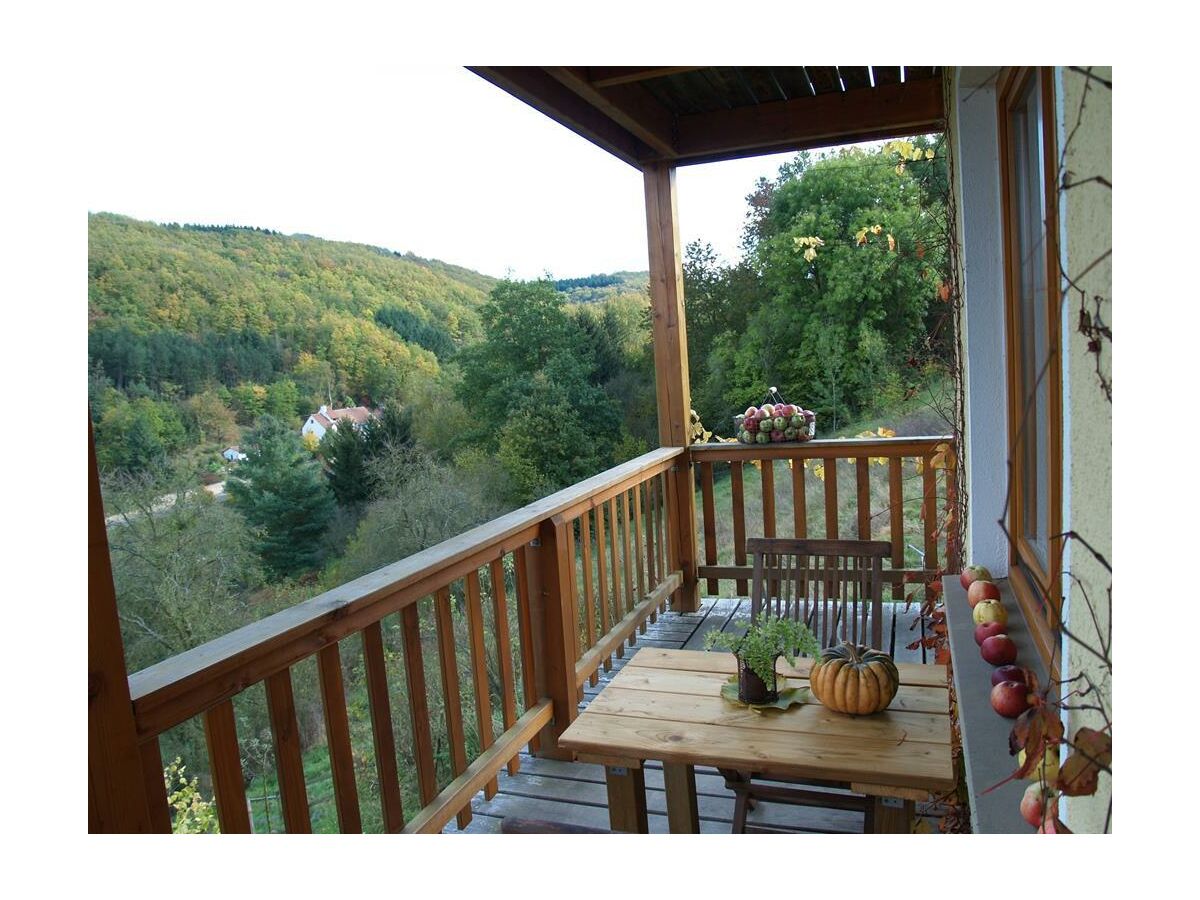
[1056,727,1111,797]
[1008,706,1064,778]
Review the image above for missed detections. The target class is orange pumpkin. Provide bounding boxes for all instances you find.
[809,642,900,715]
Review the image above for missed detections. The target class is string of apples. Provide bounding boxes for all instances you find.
[963,565,1061,831]
[735,387,816,444]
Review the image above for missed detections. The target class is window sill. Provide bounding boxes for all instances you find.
[943,577,1050,833]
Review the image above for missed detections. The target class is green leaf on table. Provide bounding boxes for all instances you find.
[720,680,810,713]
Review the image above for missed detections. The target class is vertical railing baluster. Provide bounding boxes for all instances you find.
[824,457,839,540]
[594,507,611,671]
[701,461,718,594]
[792,458,807,539]
[731,461,748,596]
[856,456,871,540]
[434,586,471,829]
[203,701,250,833]
[923,455,940,601]
[465,570,498,798]
[489,558,520,776]
[317,642,362,833]
[265,668,311,833]
[401,602,438,806]
[889,458,905,601]
[580,511,598,686]
[361,621,405,830]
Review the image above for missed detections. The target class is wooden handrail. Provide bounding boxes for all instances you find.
[128,446,683,740]
[687,435,953,462]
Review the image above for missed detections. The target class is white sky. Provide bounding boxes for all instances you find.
[84,62,800,279]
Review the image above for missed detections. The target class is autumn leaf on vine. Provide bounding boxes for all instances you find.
[812,461,826,482]
[872,224,882,235]
[930,442,954,470]
[855,227,869,246]
[1056,727,1111,797]
[887,233,896,253]
[925,148,935,160]
[938,282,951,302]
[803,247,817,262]
[983,705,1063,794]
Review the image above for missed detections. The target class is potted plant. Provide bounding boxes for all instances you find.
[704,612,820,704]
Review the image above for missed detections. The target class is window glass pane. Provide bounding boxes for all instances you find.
[1010,76,1051,570]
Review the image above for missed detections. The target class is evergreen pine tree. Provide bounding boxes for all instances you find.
[228,416,334,576]
[321,419,369,507]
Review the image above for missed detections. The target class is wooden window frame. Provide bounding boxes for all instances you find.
[997,66,1063,671]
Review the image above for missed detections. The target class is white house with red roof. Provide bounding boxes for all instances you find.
[300,404,375,441]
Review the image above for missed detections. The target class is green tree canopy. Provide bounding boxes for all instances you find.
[456,280,622,503]
[227,415,335,576]
[693,138,948,432]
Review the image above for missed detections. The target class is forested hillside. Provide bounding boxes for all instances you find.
[88,213,492,402]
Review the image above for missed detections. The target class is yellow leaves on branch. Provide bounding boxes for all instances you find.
[855,223,883,246]
[793,235,825,262]
[884,139,935,175]
[854,224,897,254]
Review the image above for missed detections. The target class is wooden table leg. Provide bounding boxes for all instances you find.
[605,765,648,833]
[868,796,916,833]
[662,762,699,833]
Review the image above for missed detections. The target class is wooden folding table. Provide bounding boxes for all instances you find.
[558,648,955,833]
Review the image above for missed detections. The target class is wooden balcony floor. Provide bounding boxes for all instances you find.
[444,597,940,834]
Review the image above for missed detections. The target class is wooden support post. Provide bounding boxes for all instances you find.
[663,762,700,834]
[533,521,579,759]
[868,796,917,833]
[605,764,649,833]
[644,161,699,612]
[88,419,155,833]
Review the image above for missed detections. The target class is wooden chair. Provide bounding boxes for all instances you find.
[725,537,893,833]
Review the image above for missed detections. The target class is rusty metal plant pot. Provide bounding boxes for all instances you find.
[737,657,779,705]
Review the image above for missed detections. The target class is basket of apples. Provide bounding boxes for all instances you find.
[734,387,816,445]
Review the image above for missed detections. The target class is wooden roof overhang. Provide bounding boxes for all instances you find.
[469,66,945,167]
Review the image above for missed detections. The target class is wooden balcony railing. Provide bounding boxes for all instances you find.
[125,437,953,834]
[689,436,957,600]
[127,446,685,834]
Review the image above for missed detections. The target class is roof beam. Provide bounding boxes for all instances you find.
[587,67,706,88]
[673,77,944,164]
[544,67,677,158]
[467,66,654,167]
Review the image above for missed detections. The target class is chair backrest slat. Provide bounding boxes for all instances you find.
[746,538,891,652]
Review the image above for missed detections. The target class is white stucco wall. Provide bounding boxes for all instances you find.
[1056,65,1112,834]
[301,416,327,440]
[953,67,1010,577]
